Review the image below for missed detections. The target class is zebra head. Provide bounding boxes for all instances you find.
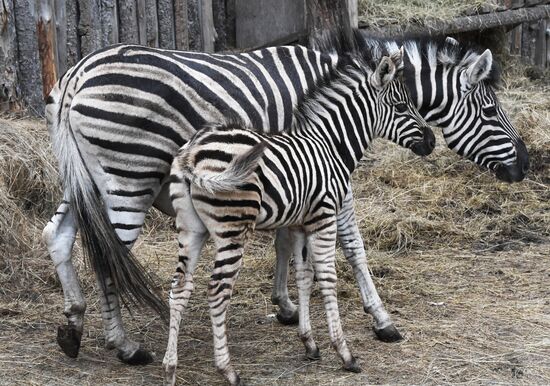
[439,44,529,182]
[371,48,435,157]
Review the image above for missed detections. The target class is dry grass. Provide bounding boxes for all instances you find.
[358,0,497,29]
[0,61,549,385]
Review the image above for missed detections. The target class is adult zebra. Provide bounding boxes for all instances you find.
[165,49,434,384]
[43,31,528,364]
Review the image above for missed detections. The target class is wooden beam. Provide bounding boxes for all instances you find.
[360,5,550,37]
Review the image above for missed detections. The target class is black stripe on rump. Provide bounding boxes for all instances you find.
[83,134,174,164]
[194,149,233,164]
[103,166,165,180]
[108,188,154,197]
[192,195,260,211]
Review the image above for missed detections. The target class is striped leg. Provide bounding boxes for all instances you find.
[42,197,85,358]
[336,190,402,342]
[307,222,360,373]
[164,179,208,386]
[208,236,247,386]
[272,228,299,325]
[290,229,320,360]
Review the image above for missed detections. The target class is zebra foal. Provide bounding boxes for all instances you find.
[164,49,435,385]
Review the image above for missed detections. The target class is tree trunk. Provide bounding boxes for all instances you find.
[0,0,21,112]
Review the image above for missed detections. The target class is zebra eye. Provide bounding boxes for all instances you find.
[483,105,497,117]
[395,102,407,113]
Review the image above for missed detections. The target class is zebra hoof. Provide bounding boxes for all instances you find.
[57,325,82,358]
[343,356,362,373]
[373,324,403,343]
[305,345,321,361]
[276,310,299,325]
[117,347,154,365]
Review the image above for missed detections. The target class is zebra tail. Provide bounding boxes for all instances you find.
[49,85,169,320]
[182,142,267,194]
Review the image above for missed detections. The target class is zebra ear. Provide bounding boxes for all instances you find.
[371,56,396,90]
[467,49,493,85]
[389,46,405,74]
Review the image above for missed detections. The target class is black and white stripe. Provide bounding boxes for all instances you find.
[163,50,433,385]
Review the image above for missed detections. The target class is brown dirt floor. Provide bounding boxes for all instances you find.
[1,59,549,385]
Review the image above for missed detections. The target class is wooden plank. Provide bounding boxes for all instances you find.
[55,0,67,76]
[157,0,175,49]
[78,0,102,56]
[66,0,80,67]
[174,0,189,50]
[136,0,147,45]
[118,0,139,43]
[199,0,215,52]
[37,0,58,99]
[0,0,20,111]
[361,5,550,37]
[236,0,306,49]
[145,0,159,47]
[100,0,119,46]
[13,0,44,113]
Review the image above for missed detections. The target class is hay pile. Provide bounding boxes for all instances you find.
[358,0,496,29]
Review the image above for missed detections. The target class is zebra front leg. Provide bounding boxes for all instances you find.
[337,190,402,342]
[208,237,247,386]
[272,228,299,325]
[42,199,86,358]
[308,222,361,373]
[164,178,208,386]
[290,229,320,360]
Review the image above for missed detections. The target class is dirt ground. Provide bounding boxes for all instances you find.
[1,57,549,385]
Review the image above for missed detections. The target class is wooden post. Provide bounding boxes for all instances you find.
[0,0,20,111]
[13,0,44,113]
[100,0,119,46]
[78,0,102,56]
[347,0,358,28]
[199,0,215,52]
[145,0,159,47]
[535,18,547,67]
[306,0,353,46]
[157,0,175,49]
[118,0,139,43]
[55,0,67,76]
[174,0,189,50]
[66,0,80,67]
[37,0,58,99]
[136,0,147,45]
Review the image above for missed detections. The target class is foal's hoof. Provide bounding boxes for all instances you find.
[305,344,321,361]
[343,356,362,373]
[117,347,154,365]
[373,324,403,343]
[57,325,82,358]
[276,310,299,325]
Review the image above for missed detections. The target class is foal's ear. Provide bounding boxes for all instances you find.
[389,46,405,74]
[371,56,397,90]
[466,49,493,85]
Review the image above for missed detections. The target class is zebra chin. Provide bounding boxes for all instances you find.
[494,140,529,183]
[410,127,436,156]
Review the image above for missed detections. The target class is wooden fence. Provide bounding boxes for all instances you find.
[0,0,549,115]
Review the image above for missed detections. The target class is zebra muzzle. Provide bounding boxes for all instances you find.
[410,126,435,156]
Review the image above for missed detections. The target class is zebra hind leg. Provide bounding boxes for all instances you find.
[272,228,299,325]
[164,178,208,386]
[42,199,86,358]
[290,229,320,360]
[308,223,361,373]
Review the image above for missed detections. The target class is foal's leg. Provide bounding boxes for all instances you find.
[290,229,320,360]
[308,222,360,373]
[272,228,299,325]
[337,190,402,342]
[42,197,85,358]
[163,180,208,386]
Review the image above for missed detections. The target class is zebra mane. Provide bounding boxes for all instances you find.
[358,33,501,87]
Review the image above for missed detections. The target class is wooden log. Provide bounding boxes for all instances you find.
[55,0,67,76]
[118,0,139,43]
[136,0,147,45]
[78,0,102,56]
[66,0,80,67]
[306,0,353,46]
[145,0,159,47]
[13,0,44,113]
[361,5,550,37]
[174,0,189,50]
[157,0,175,49]
[199,0,215,52]
[0,0,21,111]
[37,0,58,99]
[100,0,119,46]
